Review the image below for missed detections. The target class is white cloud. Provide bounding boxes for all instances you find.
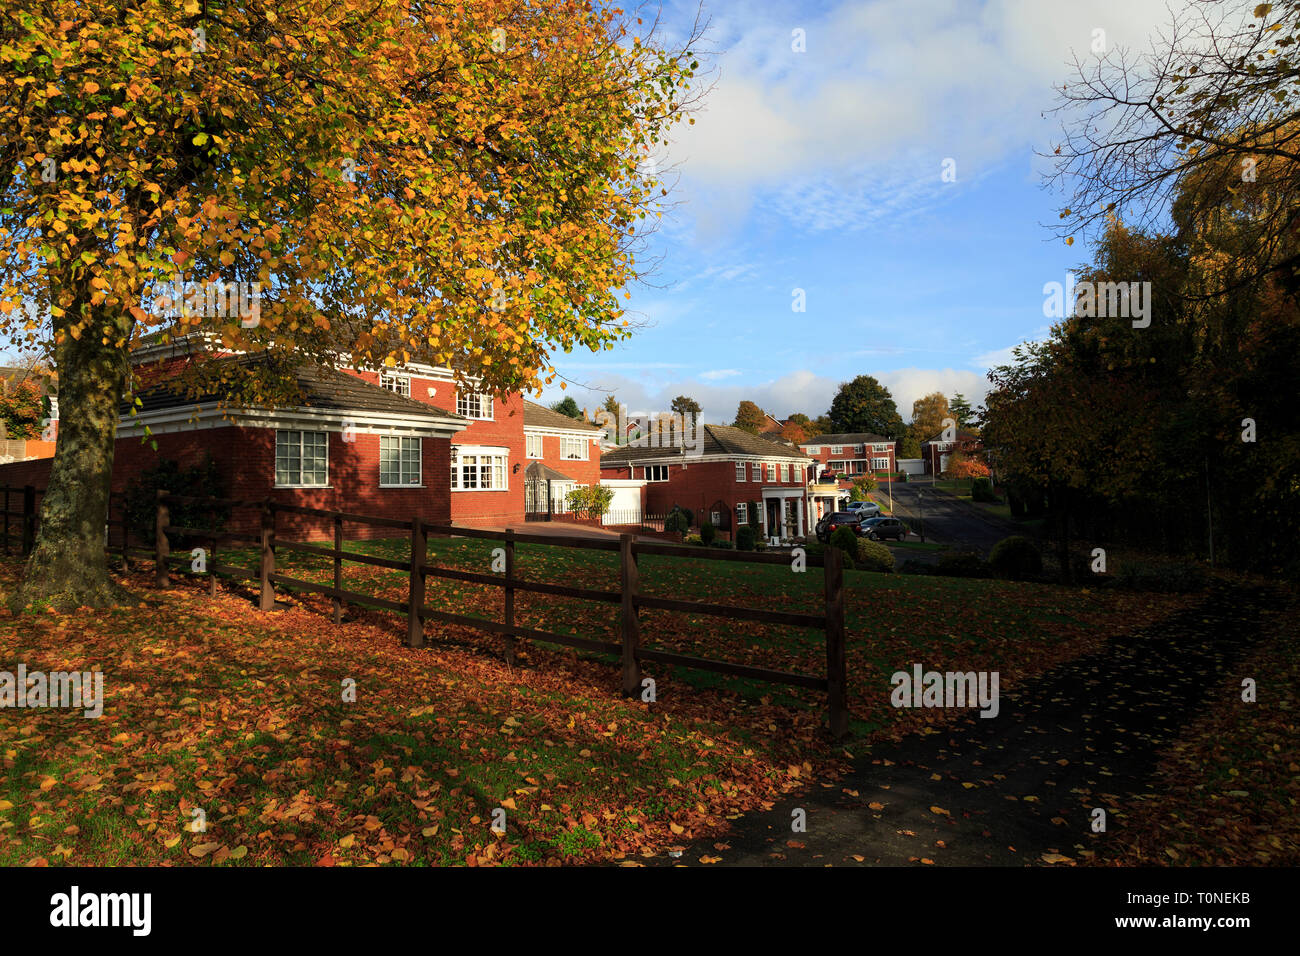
[668,0,1174,235]
[699,368,741,380]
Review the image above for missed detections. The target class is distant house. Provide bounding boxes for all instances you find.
[600,425,813,539]
[520,400,604,517]
[798,433,897,481]
[920,429,982,475]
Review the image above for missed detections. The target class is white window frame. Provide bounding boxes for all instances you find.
[735,461,746,481]
[766,462,776,482]
[645,464,669,482]
[736,502,748,524]
[560,436,588,460]
[275,430,329,487]
[831,445,843,455]
[872,457,891,471]
[379,372,411,397]
[526,434,543,459]
[380,435,422,487]
[794,464,803,483]
[451,447,509,491]
[806,446,819,454]
[456,391,494,420]
[780,463,789,482]
[751,462,762,482]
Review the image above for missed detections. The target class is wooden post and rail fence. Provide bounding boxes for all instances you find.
[0,486,849,737]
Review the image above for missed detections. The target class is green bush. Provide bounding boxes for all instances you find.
[897,558,933,575]
[712,540,734,550]
[699,520,716,546]
[829,526,860,568]
[1115,557,1209,593]
[735,526,756,551]
[935,550,990,578]
[125,455,229,547]
[855,538,895,573]
[748,501,763,529]
[684,534,703,545]
[971,476,997,502]
[664,508,690,533]
[989,535,1042,580]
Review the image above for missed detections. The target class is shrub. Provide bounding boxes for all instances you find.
[897,558,933,575]
[699,520,716,546]
[684,534,703,545]
[855,538,894,573]
[1115,557,1209,593]
[664,507,690,533]
[971,476,997,502]
[935,550,989,578]
[125,455,229,547]
[712,539,734,550]
[748,501,763,529]
[850,475,877,499]
[989,535,1042,580]
[829,526,860,568]
[735,526,756,551]
[565,484,614,520]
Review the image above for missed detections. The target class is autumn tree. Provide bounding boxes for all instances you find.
[908,391,951,444]
[827,375,903,437]
[778,420,807,444]
[670,394,700,423]
[0,0,702,607]
[733,400,766,434]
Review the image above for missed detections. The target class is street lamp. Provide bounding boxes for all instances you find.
[916,490,925,543]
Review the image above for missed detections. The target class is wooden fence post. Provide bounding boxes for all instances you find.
[823,545,848,739]
[503,529,516,666]
[407,518,426,648]
[21,484,36,555]
[258,498,276,611]
[332,515,343,625]
[207,533,218,597]
[619,533,641,697]
[154,489,170,588]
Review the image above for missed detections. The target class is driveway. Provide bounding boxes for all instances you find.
[885,483,1013,555]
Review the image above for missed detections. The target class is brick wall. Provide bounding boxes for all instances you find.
[0,425,453,544]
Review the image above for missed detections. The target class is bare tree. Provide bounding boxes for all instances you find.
[1046,1,1300,293]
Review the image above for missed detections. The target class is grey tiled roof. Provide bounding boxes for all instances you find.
[801,432,893,446]
[522,400,602,432]
[601,424,811,466]
[128,352,463,421]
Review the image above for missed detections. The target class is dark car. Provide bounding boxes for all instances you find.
[860,516,907,541]
[816,511,864,543]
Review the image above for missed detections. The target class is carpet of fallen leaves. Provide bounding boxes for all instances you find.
[0,540,1193,867]
[1088,593,1300,866]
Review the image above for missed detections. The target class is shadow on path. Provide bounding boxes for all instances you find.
[653,584,1272,866]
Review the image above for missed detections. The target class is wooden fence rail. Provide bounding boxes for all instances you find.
[0,487,847,737]
[148,492,849,736]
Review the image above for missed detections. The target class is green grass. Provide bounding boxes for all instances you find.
[0,541,1196,867]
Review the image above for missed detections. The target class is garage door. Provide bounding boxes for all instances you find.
[602,484,642,525]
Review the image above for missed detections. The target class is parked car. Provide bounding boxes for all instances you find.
[860,516,908,541]
[816,511,864,543]
[845,500,881,518]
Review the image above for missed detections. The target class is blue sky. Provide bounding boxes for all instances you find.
[542,0,1177,426]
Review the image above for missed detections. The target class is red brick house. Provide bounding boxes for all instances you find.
[798,433,897,480]
[0,348,470,540]
[920,429,982,475]
[599,425,813,539]
[520,400,604,517]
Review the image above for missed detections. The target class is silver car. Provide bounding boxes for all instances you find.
[845,500,881,518]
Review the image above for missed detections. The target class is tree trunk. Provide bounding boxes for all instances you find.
[12,300,130,610]
[1056,483,1073,584]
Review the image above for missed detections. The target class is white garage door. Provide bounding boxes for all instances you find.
[602,484,642,525]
